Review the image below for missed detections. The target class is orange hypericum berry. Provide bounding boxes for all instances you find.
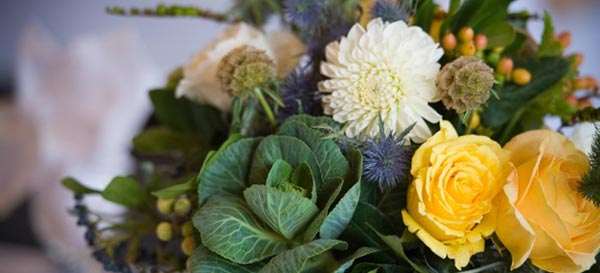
[442,33,457,52]
[573,77,599,91]
[568,53,583,69]
[579,99,593,109]
[496,57,514,76]
[458,27,475,42]
[430,19,443,42]
[512,69,532,86]
[557,32,572,48]
[459,42,476,56]
[565,94,578,106]
[474,34,488,51]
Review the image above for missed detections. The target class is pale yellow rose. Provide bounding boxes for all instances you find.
[497,130,600,273]
[177,23,305,111]
[401,121,511,269]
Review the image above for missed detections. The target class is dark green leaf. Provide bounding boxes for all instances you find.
[265,160,293,187]
[302,178,344,243]
[372,230,429,273]
[343,201,398,249]
[290,163,317,203]
[132,127,204,154]
[190,246,264,273]
[481,57,570,128]
[197,137,261,205]
[243,185,319,240]
[61,177,101,194]
[258,239,347,273]
[479,22,515,49]
[320,182,361,239]
[351,263,415,273]
[151,177,195,199]
[101,176,146,208]
[538,12,563,58]
[413,0,434,32]
[194,196,290,264]
[333,247,382,273]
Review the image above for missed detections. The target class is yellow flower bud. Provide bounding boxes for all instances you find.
[181,236,196,256]
[458,27,474,43]
[156,198,175,215]
[512,69,532,86]
[459,42,475,57]
[174,197,192,216]
[156,222,173,242]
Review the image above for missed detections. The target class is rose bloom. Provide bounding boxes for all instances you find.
[497,130,600,273]
[177,23,304,111]
[402,121,511,269]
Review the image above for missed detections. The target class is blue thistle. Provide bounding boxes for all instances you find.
[362,123,415,191]
[284,0,324,31]
[279,67,323,119]
[372,0,411,23]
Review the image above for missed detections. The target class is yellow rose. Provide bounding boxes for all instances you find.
[497,130,600,273]
[401,121,511,269]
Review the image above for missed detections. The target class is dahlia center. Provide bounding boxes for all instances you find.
[355,67,404,108]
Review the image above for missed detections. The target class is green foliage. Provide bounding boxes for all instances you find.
[102,176,146,208]
[151,177,195,199]
[579,125,600,207]
[132,127,205,154]
[192,115,361,272]
[62,177,101,194]
[228,0,283,27]
[480,57,570,143]
[538,12,563,58]
[190,246,265,273]
[480,22,515,49]
[333,247,382,273]
[412,0,434,32]
[440,0,514,44]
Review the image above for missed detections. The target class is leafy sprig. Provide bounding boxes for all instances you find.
[579,124,600,207]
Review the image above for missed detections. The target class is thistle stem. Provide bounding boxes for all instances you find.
[106,5,238,23]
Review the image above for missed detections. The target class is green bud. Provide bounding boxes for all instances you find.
[156,198,175,215]
[174,197,192,216]
[475,51,484,59]
[156,222,173,241]
[494,73,506,87]
[181,236,196,256]
[181,221,194,237]
[487,52,500,66]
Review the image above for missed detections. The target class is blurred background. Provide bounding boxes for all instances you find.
[0,0,598,272]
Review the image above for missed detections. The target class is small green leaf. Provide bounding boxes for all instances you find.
[194,196,290,264]
[101,176,146,208]
[413,0,434,32]
[372,230,429,273]
[243,185,319,240]
[538,12,563,58]
[320,182,361,239]
[333,247,382,273]
[190,246,264,273]
[343,201,398,249]
[198,137,261,204]
[258,239,348,273]
[132,127,204,154]
[265,160,293,187]
[152,177,195,199]
[290,163,317,202]
[302,178,344,243]
[61,177,101,194]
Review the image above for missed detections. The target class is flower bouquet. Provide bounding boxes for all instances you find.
[63,0,600,272]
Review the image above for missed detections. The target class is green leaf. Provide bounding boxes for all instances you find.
[302,178,344,243]
[413,0,434,32]
[152,177,195,199]
[448,0,461,15]
[194,196,290,264]
[479,22,515,49]
[350,263,414,273]
[190,246,264,273]
[333,247,382,273]
[320,182,361,239]
[197,137,261,205]
[372,230,429,273]
[61,177,101,194]
[265,160,293,187]
[343,201,398,249]
[278,120,350,205]
[258,239,348,273]
[291,163,317,202]
[243,185,319,240]
[249,135,321,189]
[101,176,146,208]
[132,127,204,154]
[283,115,339,131]
[481,57,570,128]
[579,126,600,207]
[538,12,563,58]
[149,89,226,137]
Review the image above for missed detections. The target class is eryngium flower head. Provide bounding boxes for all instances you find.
[217,45,276,97]
[362,133,414,190]
[284,0,324,31]
[436,56,494,114]
[279,67,323,118]
[372,0,411,23]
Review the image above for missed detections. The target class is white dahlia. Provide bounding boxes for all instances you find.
[319,18,444,143]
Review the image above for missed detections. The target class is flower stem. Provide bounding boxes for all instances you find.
[106,5,238,23]
[254,88,277,126]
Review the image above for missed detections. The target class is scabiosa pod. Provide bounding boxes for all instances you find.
[436,56,494,114]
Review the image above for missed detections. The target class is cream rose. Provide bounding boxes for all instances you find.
[497,130,600,273]
[401,121,511,269]
[177,23,304,111]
